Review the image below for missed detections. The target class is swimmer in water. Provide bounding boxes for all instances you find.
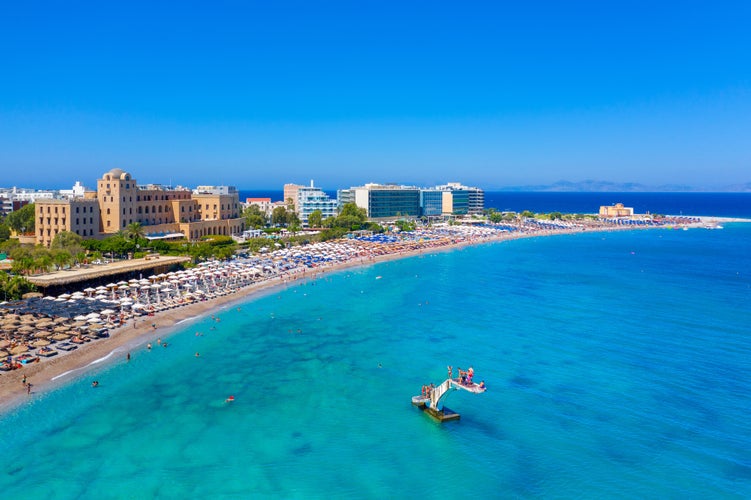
[225,395,235,403]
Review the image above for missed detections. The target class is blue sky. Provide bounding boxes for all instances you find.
[1,1,749,190]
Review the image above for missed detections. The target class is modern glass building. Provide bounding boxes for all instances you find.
[419,189,443,216]
[436,183,484,215]
[297,185,338,227]
[341,184,420,219]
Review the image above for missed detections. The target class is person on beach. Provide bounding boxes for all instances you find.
[22,374,27,385]
[27,383,32,395]
[126,352,130,362]
[157,338,161,345]
[147,343,152,350]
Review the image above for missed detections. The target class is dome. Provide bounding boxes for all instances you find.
[103,168,131,180]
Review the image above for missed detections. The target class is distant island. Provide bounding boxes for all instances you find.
[493,180,751,193]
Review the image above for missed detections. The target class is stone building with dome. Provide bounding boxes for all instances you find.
[35,169,244,247]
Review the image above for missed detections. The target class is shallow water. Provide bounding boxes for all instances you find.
[1,225,750,498]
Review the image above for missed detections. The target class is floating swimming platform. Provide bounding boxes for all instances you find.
[412,377,486,422]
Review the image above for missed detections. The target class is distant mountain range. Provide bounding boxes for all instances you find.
[494,180,751,192]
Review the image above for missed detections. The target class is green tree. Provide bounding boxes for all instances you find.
[521,210,535,219]
[0,272,37,300]
[52,249,72,270]
[243,205,268,229]
[0,222,10,241]
[6,203,36,234]
[307,210,323,228]
[489,212,503,223]
[339,203,367,223]
[272,206,289,226]
[51,231,84,257]
[124,222,145,241]
[100,234,135,259]
[32,247,53,274]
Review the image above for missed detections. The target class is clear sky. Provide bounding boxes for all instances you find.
[1,1,749,190]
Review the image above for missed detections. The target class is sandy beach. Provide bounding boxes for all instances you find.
[1,216,745,413]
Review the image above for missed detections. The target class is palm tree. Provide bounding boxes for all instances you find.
[125,222,145,241]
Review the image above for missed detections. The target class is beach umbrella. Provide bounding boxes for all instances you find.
[10,345,28,354]
[34,331,52,338]
[33,339,51,347]
[0,340,10,349]
[51,333,69,341]
[18,325,34,333]
[54,325,70,333]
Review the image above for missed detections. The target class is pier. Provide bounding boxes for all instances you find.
[412,377,486,422]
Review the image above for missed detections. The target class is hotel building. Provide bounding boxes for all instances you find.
[599,203,634,218]
[35,168,244,247]
[338,184,421,219]
[339,182,484,219]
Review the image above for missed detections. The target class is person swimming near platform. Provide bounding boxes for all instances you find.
[479,381,486,390]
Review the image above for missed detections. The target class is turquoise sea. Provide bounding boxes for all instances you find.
[1,225,750,498]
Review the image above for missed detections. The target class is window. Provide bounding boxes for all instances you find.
[107,208,110,215]
[76,207,80,213]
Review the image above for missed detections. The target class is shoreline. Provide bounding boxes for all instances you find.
[0,217,746,414]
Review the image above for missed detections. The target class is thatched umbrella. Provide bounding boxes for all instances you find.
[0,340,10,349]
[10,345,28,355]
[18,325,34,333]
[33,339,51,347]
[53,325,71,333]
[51,333,70,341]
[34,331,52,338]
